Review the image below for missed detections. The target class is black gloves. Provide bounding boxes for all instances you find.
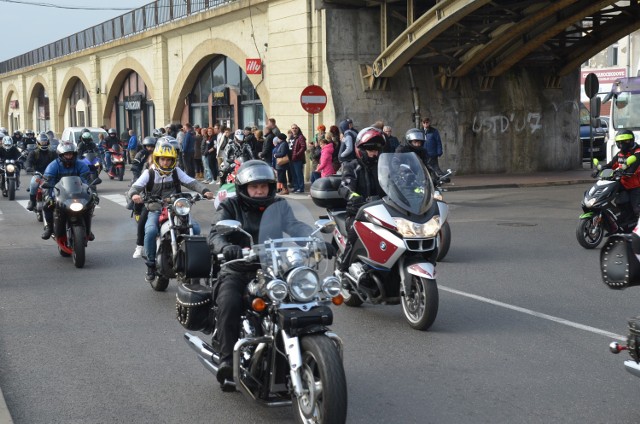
[346,195,366,216]
[591,170,599,178]
[324,242,336,259]
[222,244,243,261]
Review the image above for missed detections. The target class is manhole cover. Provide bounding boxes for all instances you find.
[497,222,537,227]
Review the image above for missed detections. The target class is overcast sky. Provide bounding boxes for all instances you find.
[0,0,151,61]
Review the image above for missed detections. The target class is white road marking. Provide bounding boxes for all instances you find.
[439,285,625,340]
[100,194,129,207]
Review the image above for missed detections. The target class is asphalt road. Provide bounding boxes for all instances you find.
[1,176,639,423]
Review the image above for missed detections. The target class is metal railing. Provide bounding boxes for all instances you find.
[0,0,236,75]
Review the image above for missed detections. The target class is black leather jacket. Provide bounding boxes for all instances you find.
[25,149,56,173]
[338,158,384,205]
[209,196,312,273]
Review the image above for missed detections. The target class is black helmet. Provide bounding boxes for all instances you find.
[235,160,277,211]
[404,128,426,152]
[355,127,385,166]
[37,132,50,150]
[81,128,90,134]
[56,141,77,168]
[80,132,93,143]
[12,130,22,139]
[25,129,35,138]
[107,128,117,137]
[142,136,157,147]
[616,129,636,153]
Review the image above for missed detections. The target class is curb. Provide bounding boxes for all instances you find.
[0,385,13,424]
[445,178,593,192]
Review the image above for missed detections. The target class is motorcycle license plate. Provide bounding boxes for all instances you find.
[588,147,600,152]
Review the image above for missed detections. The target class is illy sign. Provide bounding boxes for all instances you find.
[246,58,262,75]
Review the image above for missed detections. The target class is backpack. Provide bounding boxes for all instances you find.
[145,168,182,195]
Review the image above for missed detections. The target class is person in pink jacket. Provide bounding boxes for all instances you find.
[316,138,335,179]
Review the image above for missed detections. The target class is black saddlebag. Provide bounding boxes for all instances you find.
[176,235,211,278]
[176,283,214,333]
[628,316,640,363]
[310,176,346,210]
[601,234,640,290]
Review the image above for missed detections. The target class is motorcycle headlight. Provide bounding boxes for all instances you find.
[287,267,319,302]
[394,216,440,238]
[173,198,191,216]
[6,164,15,173]
[266,279,288,302]
[321,276,342,298]
[69,202,84,212]
[585,198,596,208]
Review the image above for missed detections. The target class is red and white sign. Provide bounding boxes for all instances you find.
[300,85,327,114]
[245,58,262,75]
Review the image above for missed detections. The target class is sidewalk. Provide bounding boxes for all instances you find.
[445,167,594,191]
[0,386,12,424]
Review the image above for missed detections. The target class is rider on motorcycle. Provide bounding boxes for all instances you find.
[77,131,98,157]
[130,136,157,181]
[25,133,56,211]
[207,159,329,386]
[336,127,386,273]
[127,138,214,281]
[396,128,450,183]
[22,130,36,150]
[104,128,120,172]
[41,142,95,240]
[598,129,640,216]
[11,130,22,146]
[220,129,253,183]
[0,135,23,194]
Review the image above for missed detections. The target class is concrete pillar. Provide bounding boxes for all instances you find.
[153,35,170,126]
[18,75,28,131]
[89,55,103,128]
[46,66,60,134]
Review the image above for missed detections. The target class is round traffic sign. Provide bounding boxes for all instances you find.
[584,73,599,99]
[300,85,327,114]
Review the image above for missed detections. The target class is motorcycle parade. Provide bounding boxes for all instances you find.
[3,1,640,419]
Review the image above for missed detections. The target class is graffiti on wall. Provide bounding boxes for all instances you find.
[472,112,542,134]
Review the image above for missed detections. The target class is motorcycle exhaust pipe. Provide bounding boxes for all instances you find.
[184,333,223,375]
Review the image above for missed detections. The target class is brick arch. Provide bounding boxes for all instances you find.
[26,76,49,119]
[103,57,155,123]
[3,83,18,118]
[57,68,92,121]
[170,38,268,122]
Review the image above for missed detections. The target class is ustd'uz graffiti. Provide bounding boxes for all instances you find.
[472,112,542,134]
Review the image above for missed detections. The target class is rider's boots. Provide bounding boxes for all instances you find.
[41,224,53,240]
[26,196,35,211]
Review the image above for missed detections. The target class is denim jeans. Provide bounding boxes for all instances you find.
[28,175,40,201]
[144,210,201,262]
[202,155,213,181]
[292,161,304,192]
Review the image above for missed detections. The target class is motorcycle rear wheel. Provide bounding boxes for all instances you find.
[72,226,86,268]
[293,335,347,424]
[576,217,603,249]
[436,221,451,261]
[8,179,15,201]
[401,276,438,331]
[150,276,170,291]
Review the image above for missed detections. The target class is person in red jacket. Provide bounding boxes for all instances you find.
[600,129,640,215]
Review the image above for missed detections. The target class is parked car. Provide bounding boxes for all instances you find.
[580,104,607,161]
[60,127,107,147]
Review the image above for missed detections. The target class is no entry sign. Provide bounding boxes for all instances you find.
[300,85,327,114]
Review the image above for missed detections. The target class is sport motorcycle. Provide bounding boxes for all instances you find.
[0,158,19,200]
[81,151,102,187]
[181,201,347,423]
[311,152,443,330]
[42,175,100,268]
[576,156,637,249]
[108,144,126,181]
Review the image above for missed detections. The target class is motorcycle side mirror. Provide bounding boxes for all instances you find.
[215,219,243,235]
[314,219,336,234]
[626,155,637,166]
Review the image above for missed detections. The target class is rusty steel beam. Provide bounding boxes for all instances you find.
[372,0,491,78]
[452,0,576,77]
[487,0,619,77]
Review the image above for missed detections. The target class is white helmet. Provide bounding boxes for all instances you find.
[2,136,13,149]
[0,127,7,135]
[234,129,244,142]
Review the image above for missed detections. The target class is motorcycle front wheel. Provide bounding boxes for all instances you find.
[293,335,347,424]
[576,216,603,249]
[8,179,15,200]
[72,225,86,268]
[436,221,451,261]
[117,166,124,181]
[401,276,438,331]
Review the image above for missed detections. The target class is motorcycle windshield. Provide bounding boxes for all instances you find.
[257,199,329,278]
[56,176,84,196]
[83,152,98,162]
[378,153,434,215]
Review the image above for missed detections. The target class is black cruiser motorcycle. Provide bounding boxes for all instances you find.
[179,201,347,423]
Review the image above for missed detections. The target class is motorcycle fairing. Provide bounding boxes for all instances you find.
[353,220,405,268]
[579,211,596,219]
[361,203,397,230]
